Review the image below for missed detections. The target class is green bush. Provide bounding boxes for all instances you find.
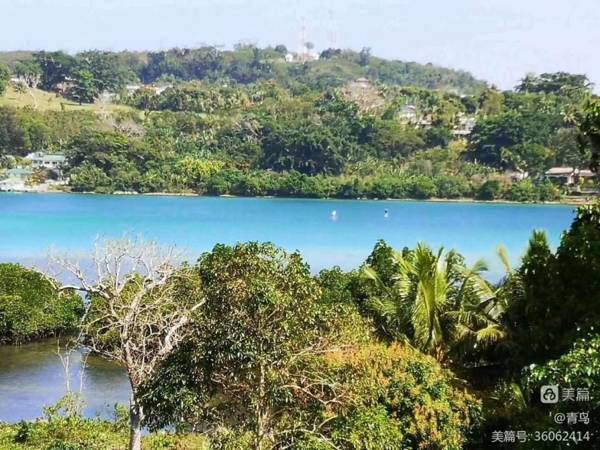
[508,179,538,202]
[408,175,438,199]
[319,343,482,450]
[0,264,83,343]
[435,175,471,198]
[0,419,208,450]
[476,179,503,200]
[524,333,600,423]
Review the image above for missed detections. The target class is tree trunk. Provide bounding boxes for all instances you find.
[129,395,144,450]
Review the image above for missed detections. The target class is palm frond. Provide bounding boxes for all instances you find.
[496,245,513,275]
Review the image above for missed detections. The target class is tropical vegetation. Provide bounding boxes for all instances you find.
[1,47,597,201]
[0,200,599,449]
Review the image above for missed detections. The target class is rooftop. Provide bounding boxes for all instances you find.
[545,167,574,175]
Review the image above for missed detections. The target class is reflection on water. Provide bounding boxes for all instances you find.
[0,339,130,422]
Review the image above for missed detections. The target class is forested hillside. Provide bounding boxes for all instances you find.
[0,47,597,201]
[0,46,487,94]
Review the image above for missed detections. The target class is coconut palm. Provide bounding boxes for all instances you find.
[362,242,501,362]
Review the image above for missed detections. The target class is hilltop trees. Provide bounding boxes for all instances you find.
[0,46,595,200]
[517,72,593,96]
[14,60,42,87]
[34,51,76,91]
[0,64,9,95]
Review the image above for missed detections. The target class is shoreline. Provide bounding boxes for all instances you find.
[1,189,592,206]
[0,188,593,206]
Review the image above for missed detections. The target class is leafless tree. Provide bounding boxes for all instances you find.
[49,236,204,450]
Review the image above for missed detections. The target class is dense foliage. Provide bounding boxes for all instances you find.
[1,46,596,201]
[0,47,486,96]
[2,201,600,448]
[140,242,480,449]
[0,264,83,344]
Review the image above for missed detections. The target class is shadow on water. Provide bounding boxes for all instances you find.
[0,339,131,423]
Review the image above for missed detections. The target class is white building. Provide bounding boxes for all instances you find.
[25,152,67,171]
[397,105,418,123]
[453,117,477,137]
[545,167,596,186]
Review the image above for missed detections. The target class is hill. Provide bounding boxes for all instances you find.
[0,46,487,95]
[0,85,135,114]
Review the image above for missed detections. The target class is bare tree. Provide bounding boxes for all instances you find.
[49,237,204,450]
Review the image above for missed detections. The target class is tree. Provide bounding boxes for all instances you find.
[14,60,42,88]
[319,48,342,60]
[0,264,83,344]
[260,119,346,175]
[554,201,600,340]
[75,50,132,93]
[0,64,10,95]
[476,179,503,200]
[50,237,204,450]
[69,69,99,104]
[369,119,424,158]
[478,88,504,116]
[517,72,593,96]
[317,343,482,449]
[194,242,336,449]
[468,111,556,169]
[34,51,76,91]
[359,47,371,67]
[274,44,288,54]
[0,107,25,156]
[524,334,600,437]
[362,242,497,361]
[499,231,557,369]
[578,98,600,172]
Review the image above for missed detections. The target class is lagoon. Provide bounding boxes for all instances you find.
[0,193,575,278]
[0,193,576,422]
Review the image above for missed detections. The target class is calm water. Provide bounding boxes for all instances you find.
[0,193,576,421]
[0,193,575,275]
[0,340,130,422]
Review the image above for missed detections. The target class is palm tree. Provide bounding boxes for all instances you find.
[362,243,501,362]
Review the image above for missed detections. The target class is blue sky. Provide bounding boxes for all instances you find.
[2,0,599,89]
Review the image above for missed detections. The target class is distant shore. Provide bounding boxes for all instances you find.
[1,188,593,206]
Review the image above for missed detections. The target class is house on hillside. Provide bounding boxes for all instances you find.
[505,169,529,182]
[452,116,476,137]
[397,105,418,124]
[545,167,576,185]
[25,152,67,171]
[545,167,596,186]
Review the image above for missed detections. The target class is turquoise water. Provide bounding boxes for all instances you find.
[0,193,575,278]
[0,193,577,421]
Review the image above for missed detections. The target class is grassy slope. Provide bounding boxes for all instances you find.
[0,85,134,114]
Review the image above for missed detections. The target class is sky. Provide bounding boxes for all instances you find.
[1,0,599,90]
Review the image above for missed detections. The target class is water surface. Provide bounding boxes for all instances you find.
[0,193,575,278]
[0,193,576,421]
[0,340,130,422]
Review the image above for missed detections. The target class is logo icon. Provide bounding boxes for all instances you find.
[541,385,559,404]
